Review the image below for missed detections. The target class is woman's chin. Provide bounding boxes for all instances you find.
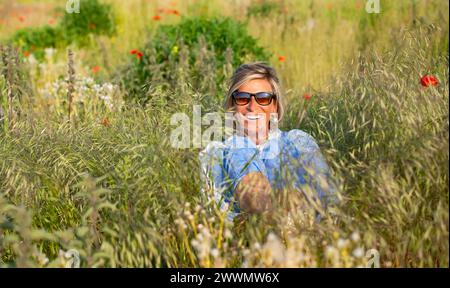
[245,128,268,145]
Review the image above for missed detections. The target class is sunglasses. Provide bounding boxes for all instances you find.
[232,91,276,106]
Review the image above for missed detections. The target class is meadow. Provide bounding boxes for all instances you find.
[0,0,448,267]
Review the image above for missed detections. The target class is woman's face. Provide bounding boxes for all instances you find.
[233,78,277,144]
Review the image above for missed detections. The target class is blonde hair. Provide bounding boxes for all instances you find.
[224,62,284,122]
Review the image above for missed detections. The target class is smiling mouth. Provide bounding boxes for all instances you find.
[245,114,263,120]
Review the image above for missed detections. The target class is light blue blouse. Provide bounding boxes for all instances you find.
[199,128,337,221]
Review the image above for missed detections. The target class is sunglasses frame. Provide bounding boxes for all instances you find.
[232,91,276,106]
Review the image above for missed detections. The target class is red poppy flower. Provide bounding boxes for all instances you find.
[153,15,161,21]
[278,55,286,62]
[420,75,439,87]
[167,9,180,16]
[23,51,30,58]
[92,66,101,74]
[355,0,363,10]
[303,93,311,101]
[130,49,143,60]
[18,15,25,22]
[48,18,55,25]
[101,117,110,127]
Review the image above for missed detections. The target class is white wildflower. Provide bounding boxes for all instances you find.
[351,232,360,243]
[337,238,348,249]
[352,247,364,258]
[210,249,219,258]
[44,47,56,59]
[224,229,232,239]
[27,54,38,66]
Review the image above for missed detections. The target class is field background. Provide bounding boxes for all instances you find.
[0,0,448,267]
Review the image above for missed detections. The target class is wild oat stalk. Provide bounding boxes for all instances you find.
[96,37,110,71]
[6,46,16,128]
[0,2,448,268]
[0,45,5,128]
[67,49,75,124]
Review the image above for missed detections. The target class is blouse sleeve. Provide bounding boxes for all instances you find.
[198,136,268,221]
[198,141,231,213]
[286,129,338,208]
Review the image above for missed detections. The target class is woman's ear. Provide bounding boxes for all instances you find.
[273,99,279,114]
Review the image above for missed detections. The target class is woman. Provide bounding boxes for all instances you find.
[199,62,336,222]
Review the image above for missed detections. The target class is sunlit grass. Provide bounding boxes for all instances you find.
[0,0,448,267]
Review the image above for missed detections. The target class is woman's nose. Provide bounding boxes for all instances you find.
[247,96,260,112]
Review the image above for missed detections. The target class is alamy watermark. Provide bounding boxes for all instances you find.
[365,0,381,14]
[66,0,80,14]
[64,0,379,15]
[170,106,280,158]
[366,249,380,268]
[63,249,80,268]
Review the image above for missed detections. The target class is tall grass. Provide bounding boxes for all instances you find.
[0,0,448,267]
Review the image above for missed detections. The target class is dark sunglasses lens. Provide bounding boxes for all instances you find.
[256,98,271,105]
[255,92,274,105]
[233,92,251,105]
[234,97,250,105]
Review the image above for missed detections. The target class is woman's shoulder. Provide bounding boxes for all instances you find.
[199,140,226,158]
[200,134,257,156]
[283,129,319,152]
[198,141,226,172]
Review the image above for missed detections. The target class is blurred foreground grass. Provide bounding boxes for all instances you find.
[0,0,448,267]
